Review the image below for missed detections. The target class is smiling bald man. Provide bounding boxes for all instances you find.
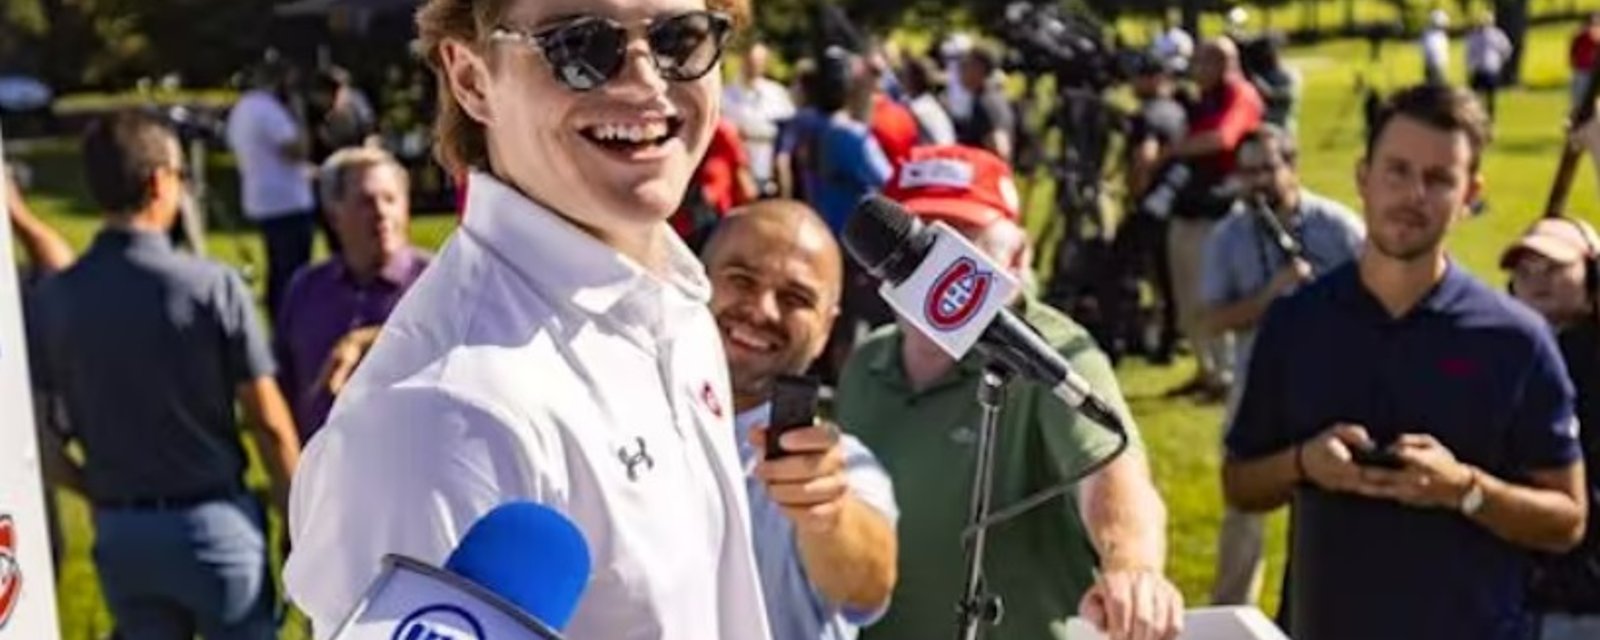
[702,201,900,640]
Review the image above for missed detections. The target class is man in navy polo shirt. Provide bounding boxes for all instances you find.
[1222,85,1588,640]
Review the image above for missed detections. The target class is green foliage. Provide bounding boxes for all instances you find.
[2,0,1591,93]
[1,0,279,91]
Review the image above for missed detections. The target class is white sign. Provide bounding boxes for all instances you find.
[0,132,63,638]
[330,556,561,640]
[879,221,1020,360]
[1066,606,1289,640]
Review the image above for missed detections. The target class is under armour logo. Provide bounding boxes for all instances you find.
[618,437,654,481]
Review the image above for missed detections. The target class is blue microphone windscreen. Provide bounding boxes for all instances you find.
[445,502,591,630]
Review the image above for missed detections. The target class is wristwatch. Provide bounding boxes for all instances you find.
[1458,468,1485,516]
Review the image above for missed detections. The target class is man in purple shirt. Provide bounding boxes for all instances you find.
[275,146,429,440]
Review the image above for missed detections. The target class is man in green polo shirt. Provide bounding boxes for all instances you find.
[837,144,1182,640]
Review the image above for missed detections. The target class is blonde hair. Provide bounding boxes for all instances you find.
[415,0,752,174]
[318,145,408,206]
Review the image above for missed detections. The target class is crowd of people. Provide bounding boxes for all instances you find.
[5,1,1600,640]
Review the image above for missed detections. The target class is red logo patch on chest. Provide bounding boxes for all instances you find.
[700,381,724,419]
[1439,357,1481,378]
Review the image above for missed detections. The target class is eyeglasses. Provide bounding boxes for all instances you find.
[1512,256,1567,280]
[489,11,734,92]
[162,164,192,184]
[1236,160,1287,178]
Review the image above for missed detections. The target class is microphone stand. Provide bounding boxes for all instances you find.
[950,354,1132,640]
[957,363,1012,640]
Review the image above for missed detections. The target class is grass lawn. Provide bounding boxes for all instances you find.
[13,20,1600,639]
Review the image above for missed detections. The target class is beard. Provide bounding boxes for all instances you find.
[1371,227,1444,262]
[1249,187,1284,212]
[1370,207,1447,263]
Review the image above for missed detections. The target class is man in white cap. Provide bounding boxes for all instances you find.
[1421,9,1451,85]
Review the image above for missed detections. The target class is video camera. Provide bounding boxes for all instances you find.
[996,1,1135,91]
[1235,31,1286,85]
[156,104,228,147]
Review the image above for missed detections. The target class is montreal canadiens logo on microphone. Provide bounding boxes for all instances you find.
[392,604,485,640]
[0,514,20,629]
[923,258,994,331]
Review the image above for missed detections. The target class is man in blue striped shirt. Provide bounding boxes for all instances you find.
[703,200,899,640]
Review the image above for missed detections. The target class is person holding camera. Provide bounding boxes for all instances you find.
[1501,218,1600,640]
[1198,125,1364,606]
[1158,38,1264,400]
[951,48,1015,163]
[1223,86,1586,640]
[1119,56,1188,364]
[701,200,900,640]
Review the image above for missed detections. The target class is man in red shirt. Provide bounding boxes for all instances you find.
[699,118,757,213]
[1571,13,1600,108]
[869,93,919,167]
[674,118,756,244]
[1160,37,1263,400]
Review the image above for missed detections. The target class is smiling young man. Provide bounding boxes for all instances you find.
[281,1,773,639]
[1222,85,1588,640]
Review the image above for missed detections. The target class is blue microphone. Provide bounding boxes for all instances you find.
[327,502,592,640]
[444,502,590,630]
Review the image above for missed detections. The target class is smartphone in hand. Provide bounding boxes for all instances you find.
[766,375,820,460]
[1351,445,1405,470]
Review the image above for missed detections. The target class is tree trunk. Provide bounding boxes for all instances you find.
[1497,0,1531,85]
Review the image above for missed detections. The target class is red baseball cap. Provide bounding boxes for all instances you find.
[883,145,1021,228]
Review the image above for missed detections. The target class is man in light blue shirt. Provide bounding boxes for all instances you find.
[1200,125,1364,606]
[702,200,900,640]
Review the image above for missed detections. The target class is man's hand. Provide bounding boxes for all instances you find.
[1300,423,1376,493]
[1358,433,1475,509]
[1267,258,1313,296]
[315,325,383,397]
[750,423,850,534]
[1079,567,1184,640]
[5,169,27,224]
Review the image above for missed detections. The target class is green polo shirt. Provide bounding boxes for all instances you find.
[837,299,1141,640]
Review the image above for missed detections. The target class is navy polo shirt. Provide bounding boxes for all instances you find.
[26,228,276,503]
[1227,261,1580,640]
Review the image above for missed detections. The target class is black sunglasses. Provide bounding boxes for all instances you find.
[490,11,734,92]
